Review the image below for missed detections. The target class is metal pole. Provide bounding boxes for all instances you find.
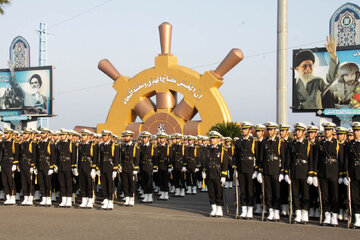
[37,22,49,129]
[38,22,47,66]
[276,0,288,124]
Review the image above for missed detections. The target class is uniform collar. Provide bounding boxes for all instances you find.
[269,136,276,141]
[211,143,220,148]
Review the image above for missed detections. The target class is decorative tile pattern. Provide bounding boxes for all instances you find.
[330,3,360,46]
[9,36,30,67]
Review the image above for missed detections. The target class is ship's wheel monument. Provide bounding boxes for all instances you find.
[96,22,243,137]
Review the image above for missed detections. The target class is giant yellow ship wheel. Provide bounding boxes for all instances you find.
[97,22,243,137]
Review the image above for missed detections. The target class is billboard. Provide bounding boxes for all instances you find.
[292,45,360,114]
[0,66,53,117]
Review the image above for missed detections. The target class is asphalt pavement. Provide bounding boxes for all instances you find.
[0,188,359,240]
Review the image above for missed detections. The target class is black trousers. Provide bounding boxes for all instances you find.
[292,179,309,210]
[153,172,159,188]
[38,169,51,197]
[351,179,360,214]
[280,181,289,205]
[58,170,73,197]
[239,172,254,206]
[73,176,79,194]
[20,167,33,196]
[121,171,135,197]
[52,173,59,193]
[140,170,152,194]
[15,172,21,193]
[114,175,121,195]
[264,174,280,210]
[186,169,197,187]
[158,170,169,192]
[207,177,223,206]
[173,169,185,189]
[254,180,262,204]
[2,167,14,195]
[309,185,319,209]
[338,184,347,210]
[319,177,339,213]
[79,168,93,198]
[101,169,114,200]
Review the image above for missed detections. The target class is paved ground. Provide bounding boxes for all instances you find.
[0,189,360,240]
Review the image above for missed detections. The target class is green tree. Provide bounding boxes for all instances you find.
[209,121,242,139]
[0,0,10,15]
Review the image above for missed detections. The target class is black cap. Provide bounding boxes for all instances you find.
[294,50,315,67]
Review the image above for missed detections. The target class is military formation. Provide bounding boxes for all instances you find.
[0,121,360,229]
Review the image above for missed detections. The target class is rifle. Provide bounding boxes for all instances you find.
[318,183,323,225]
[92,176,96,204]
[30,172,33,198]
[261,175,265,221]
[346,172,352,228]
[234,170,239,219]
[133,175,135,204]
[288,170,292,224]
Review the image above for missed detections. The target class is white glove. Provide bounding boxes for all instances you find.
[16,166,20,172]
[153,169,158,173]
[257,172,263,184]
[90,169,96,180]
[279,174,284,182]
[181,166,187,172]
[312,176,318,187]
[221,177,226,185]
[133,170,138,175]
[338,177,343,185]
[252,171,257,179]
[54,165,58,173]
[0,166,1,172]
[344,177,351,186]
[285,174,291,184]
[34,168,38,175]
[194,168,199,173]
[48,169,54,176]
[112,171,117,180]
[306,176,313,185]
[30,167,34,174]
[96,170,101,176]
[11,165,16,172]
[202,171,206,179]
[168,167,173,173]
[72,168,79,176]
[118,165,122,173]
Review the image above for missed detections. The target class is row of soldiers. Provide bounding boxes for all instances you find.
[0,122,360,229]
[232,121,360,229]
[0,127,226,212]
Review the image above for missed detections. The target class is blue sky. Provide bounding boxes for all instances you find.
[0,0,356,130]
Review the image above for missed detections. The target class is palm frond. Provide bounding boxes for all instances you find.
[209,121,241,138]
[0,0,11,15]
